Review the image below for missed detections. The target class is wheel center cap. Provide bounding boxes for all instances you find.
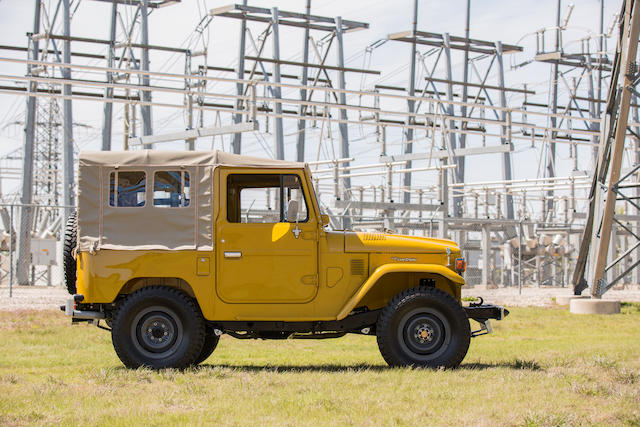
[415,324,434,343]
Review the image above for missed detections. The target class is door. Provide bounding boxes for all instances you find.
[216,170,319,303]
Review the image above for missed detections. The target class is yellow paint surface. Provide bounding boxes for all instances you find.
[76,166,465,321]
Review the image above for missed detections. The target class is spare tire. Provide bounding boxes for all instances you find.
[63,211,77,295]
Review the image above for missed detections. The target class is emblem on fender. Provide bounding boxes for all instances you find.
[392,257,417,262]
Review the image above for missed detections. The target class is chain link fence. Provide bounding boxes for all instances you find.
[0,204,71,295]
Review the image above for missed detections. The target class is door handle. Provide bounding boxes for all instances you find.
[224,251,242,258]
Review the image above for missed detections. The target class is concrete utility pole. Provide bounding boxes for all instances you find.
[16,0,42,286]
[271,7,284,160]
[296,0,311,162]
[403,0,418,204]
[443,31,457,227]
[102,1,117,151]
[185,52,194,150]
[336,15,352,230]
[232,0,248,155]
[62,0,74,223]
[546,0,562,214]
[140,0,153,140]
[455,0,471,217]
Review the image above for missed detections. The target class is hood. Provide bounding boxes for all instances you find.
[344,231,459,254]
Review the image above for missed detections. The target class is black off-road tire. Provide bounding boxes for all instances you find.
[194,333,220,365]
[376,286,470,369]
[111,286,205,369]
[63,212,78,295]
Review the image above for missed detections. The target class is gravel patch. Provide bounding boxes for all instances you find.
[462,285,640,307]
[0,286,69,311]
[1,284,640,311]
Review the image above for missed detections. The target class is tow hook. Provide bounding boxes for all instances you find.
[471,319,493,337]
[463,297,509,338]
[469,296,484,307]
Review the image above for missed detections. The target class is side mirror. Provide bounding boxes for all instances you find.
[286,200,299,223]
[321,214,330,227]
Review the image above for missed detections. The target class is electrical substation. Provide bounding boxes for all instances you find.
[0,0,639,308]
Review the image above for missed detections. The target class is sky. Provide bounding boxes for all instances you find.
[0,0,624,213]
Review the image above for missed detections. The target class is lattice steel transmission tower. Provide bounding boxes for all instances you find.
[572,0,640,297]
[13,0,180,285]
[15,0,74,285]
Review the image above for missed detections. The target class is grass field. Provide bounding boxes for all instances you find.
[0,305,639,426]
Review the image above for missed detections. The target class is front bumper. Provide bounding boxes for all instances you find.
[464,303,509,337]
[464,304,509,321]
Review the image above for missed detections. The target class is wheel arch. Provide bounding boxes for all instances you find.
[119,277,197,300]
[336,264,464,320]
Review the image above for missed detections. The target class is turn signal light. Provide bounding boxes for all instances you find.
[455,258,467,273]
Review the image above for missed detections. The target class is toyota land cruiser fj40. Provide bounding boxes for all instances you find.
[62,150,507,369]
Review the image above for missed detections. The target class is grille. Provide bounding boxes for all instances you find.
[350,259,366,276]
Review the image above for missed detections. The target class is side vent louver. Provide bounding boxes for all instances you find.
[361,232,386,241]
[350,259,366,276]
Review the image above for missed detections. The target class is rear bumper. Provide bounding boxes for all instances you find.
[464,304,509,321]
[60,297,105,320]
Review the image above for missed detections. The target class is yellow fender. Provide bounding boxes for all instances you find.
[336,263,465,320]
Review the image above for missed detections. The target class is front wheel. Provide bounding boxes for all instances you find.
[194,333,220,365]
[111,286,205,369]
[376,286,470,369]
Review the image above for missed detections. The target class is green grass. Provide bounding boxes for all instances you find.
[1,305,640,426]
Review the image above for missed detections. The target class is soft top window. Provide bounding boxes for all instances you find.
[153,171,190,208]
[109,171,146,207]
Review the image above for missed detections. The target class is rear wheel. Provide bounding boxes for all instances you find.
[111,287,205,369]
[376,286,470,369]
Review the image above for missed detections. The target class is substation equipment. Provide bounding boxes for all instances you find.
[0,0,638,299]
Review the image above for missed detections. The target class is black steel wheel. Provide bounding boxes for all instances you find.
[63,212,77,295]
[194,333,220,365]
[111,286,205,369]
[376,286,470,368]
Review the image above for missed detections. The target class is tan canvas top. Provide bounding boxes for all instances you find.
[77,150,306,252]
[78,150,303,168]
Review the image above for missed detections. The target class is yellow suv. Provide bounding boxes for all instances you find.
[62,150,507,369]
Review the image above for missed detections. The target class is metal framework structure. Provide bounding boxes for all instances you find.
[572,0,640,297]
[1,0,639,291]
[384,23,523,220]
[9,0,182,285]
[13,0,75,285]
